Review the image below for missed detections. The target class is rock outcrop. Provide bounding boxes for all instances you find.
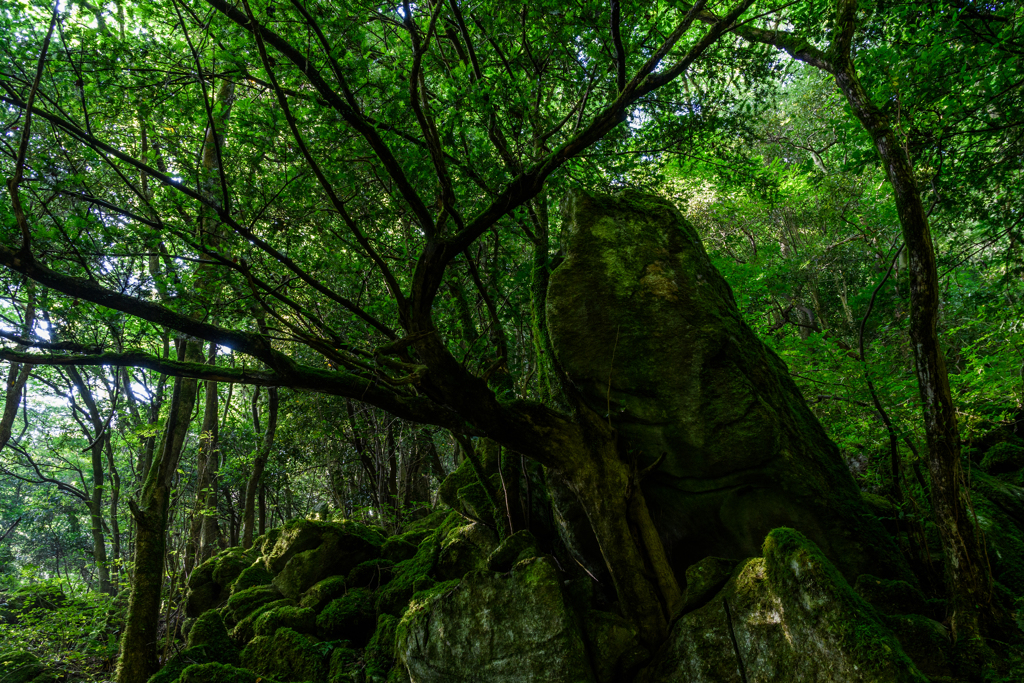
[546,190,908,583]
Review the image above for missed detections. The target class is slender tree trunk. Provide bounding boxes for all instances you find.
[105,434,121,585]
[241,387,277,548]
[116,345,202,683]
[0,283,35,452]
[830,49,991,643]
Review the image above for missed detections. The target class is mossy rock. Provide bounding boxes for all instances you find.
[178,662,284,683]
[438,449,502,529]
[265,519,384,575]
[436,523,497,581]
[240,627,328,682]
[224,585,284,627]
[0,650,59,683]
[187,548,258,618]
[382,537,418,563]
[641,528,927,683]
[487,529,539,573]
[254,605,317,638]
[679,556,740,615]
[317,588,376,644]
[347,559,395,590]
[187,610,240,665]
[273,525,382,599]
[582,610,647,683]
[883,614,953,678]
[328,646,361,683]
[231,563,274,595]
[366,614,399,680]
[854,574,931,617]
[397,556,592,682]
[981,440,1024,475]
[375,535,440,618]
[299,575,350,611]
[231,598,296,646]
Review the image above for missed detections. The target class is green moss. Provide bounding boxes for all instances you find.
[231,563,274,595]
[231,599,296,646]
[487,530,539,572]
[177,662,284,683]
[397,507,451,544]
[254,605,317,638]
[328,646,360,683]
[299,575,350,611]
[316,588,376,644]
[186,610,239,665]
[346,559,394,589]
[853,575,930,617]
[981,440,1024,475]
[224,585,283,627]
[381,537,418,563]
[762,528,925,679]
[0,650,58,683]
[240,627,327,682]
[212,548,259,587]
[365,614,398,680]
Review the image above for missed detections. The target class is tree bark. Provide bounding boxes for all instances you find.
[115,343,202,683]
[241,387,277,548]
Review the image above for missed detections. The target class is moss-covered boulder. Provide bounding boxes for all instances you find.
[366,614,399,680]
[582,610,647,683]
[187,547,258,618]
[382,537,418,563]
[241,626,328,682]
[300,575,350,611]
[316,588,376,644]
[272,521,384,599]
[223,584,284,627]
[436,523,497,581]
[981,439,1024,476]
[882,614,953,679]
[679,556,739,614]
[638,528,927,683]
[547,190,911,584]
[253,605,317,638]
[0,651,59,683]
[231,563,274,595]
[375,530,442,617]
[264,519,384,575]
[178,662,283,683]
[347,559,395,590]
[397,556,594,682]
[187,610,240,664]
[853,574,932,617]
[328,646,361,682]
[231,598,296,646]
[486,529,539,573]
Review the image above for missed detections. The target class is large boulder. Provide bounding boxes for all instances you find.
[270,520,384,599]
[397,556,594,683]
[546,190,908,583]
[638,528,927,683]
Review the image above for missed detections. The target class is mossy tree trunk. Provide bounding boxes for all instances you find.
[116,346,201,683]
[242,386,277,548]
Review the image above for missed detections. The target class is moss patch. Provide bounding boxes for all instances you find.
[240,627,327,682]
[0,650,59,683]
[187,610,239,665]
[365,614,399,680]
[253,605,317,638]
[177,662,283,683]
[317,588,376,644]
[231,563,274,595]
[223,585,283,627]
[299,575,350,611]
[346,559,395,590]
[230,598,295,645]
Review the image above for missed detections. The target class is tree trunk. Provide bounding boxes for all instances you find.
[242,387,277,548]
[115,343,201,683]
[831,56,992,642]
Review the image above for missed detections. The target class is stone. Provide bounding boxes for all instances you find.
[436,523,498,581]
[679,556,740,614]
[396,556,595,683]
[223,585,283,627]
[0,650,59,683]
[980,439,1024,475]
[487,530,539,573]
[582,610,648,683]
[178,662,283,683]
[187,548,258,618]
[253,605,317,639]
[241,627,328,682]
[272,524,382,599]
[546,190,911,584]
[638,528,927,683]
[316,588,377,644]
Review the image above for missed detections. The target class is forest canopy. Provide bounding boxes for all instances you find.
[0,0,1022,681]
